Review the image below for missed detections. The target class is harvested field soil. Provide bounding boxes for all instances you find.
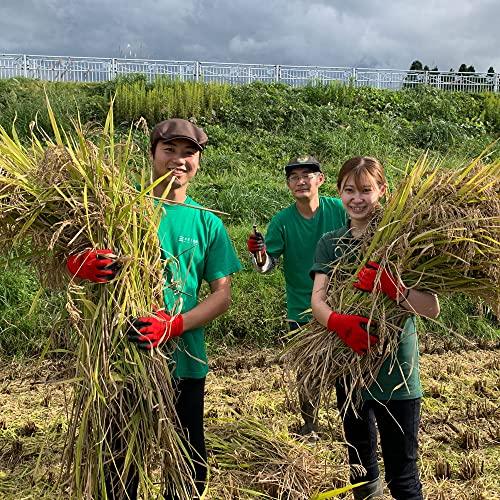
[0,348,499,499]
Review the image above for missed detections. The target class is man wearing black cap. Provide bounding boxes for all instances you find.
[247,155,346,436]
[67,118,241,499]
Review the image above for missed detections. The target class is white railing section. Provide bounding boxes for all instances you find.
[0,54,498,92]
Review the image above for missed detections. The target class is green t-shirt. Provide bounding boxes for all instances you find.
[311,225,422,400]
[158,196,242,379]
[265,196,346,322]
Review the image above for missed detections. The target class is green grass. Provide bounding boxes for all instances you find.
[418,294,500,351]
[0,257,66,357]
[0,78,107,138]
[205,225,288,347]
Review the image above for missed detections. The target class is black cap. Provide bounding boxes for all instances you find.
[285,155,322,176]
[150,119,208,153]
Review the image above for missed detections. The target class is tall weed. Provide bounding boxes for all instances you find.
[482,93,500,134]
[114,76,231,124]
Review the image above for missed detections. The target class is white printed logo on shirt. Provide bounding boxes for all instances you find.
[178,235,199,246]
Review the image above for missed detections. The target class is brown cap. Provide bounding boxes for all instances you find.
[285,155,322,176]
[150,119,208,153]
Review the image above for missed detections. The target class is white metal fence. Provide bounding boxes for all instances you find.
[1,53,498,93]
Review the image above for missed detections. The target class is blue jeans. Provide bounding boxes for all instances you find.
[336,383,423,500]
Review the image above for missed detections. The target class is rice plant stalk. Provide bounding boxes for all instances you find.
[206,416,350,499]
[0,101,194,498]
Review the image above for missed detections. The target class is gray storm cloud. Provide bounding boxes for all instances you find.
[0,0,498,72]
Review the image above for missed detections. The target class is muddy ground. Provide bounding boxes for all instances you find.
[0,347,499,499]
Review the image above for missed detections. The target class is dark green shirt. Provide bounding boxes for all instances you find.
[158,196,242,379]
[265,196,346,322]
[311,225,422,400]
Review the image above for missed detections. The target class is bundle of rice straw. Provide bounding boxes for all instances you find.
[206,416,358,499]
[0,104,193,497]
[285,152,500,409]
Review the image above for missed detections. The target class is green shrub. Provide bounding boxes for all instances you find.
[398,86,483,124]
[0,78,106,137]
[406,118,462,150]
[219,81,338,133]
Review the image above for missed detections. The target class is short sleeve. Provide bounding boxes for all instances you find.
[309,232,337,279]
[204,217,242,283]
[265,215,284,259]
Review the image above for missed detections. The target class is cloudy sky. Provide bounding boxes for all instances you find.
[1,0,499,72]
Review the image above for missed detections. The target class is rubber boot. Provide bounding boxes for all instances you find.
[297,383,320,435]
[297,399,320,441]
[352,477,383,500]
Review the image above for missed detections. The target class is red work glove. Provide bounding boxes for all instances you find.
[127,310,184,350]
[354,261,406,303]
[247,231,266,254]
[327,311,378,355]
[66,249,120,283]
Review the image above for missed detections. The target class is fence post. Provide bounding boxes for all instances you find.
[23,54,28,78]
[111,58,117,80]
[275,65,280,83]
[195,61,200,81]
[494,73,499,93]
[352,67,357,87]
[424,70,429,85]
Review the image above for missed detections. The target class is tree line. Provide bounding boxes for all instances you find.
[404,60,497,92]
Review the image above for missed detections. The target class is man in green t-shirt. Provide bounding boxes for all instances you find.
[67,119,241,499]
[247,155,346,435]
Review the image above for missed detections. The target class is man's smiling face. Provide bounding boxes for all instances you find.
[152,138,201,193]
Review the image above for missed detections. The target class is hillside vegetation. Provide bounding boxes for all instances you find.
[0,76,498,356]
